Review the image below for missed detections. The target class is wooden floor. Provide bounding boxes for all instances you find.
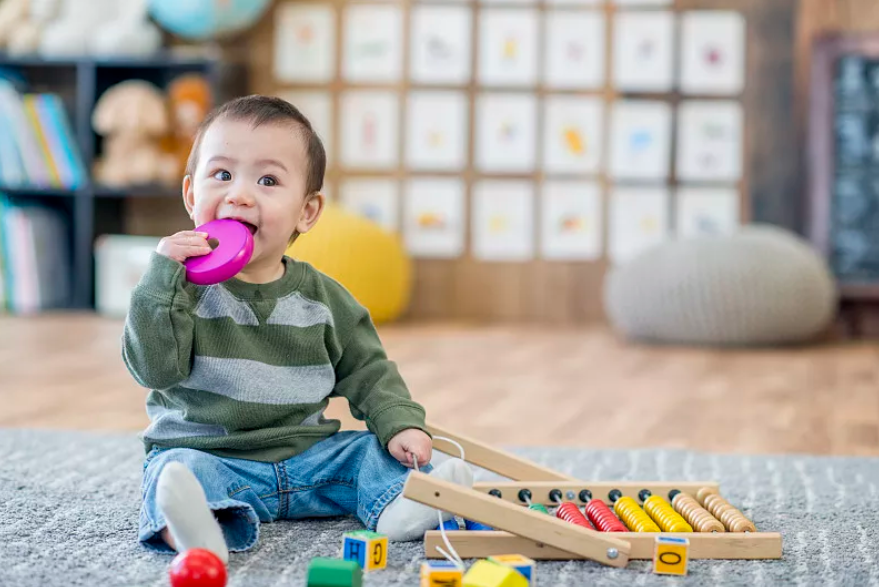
[2,314,878,457]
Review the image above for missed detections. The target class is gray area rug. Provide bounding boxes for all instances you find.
[1,428,878,586]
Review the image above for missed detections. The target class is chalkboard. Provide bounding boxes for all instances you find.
[809,35,879,298]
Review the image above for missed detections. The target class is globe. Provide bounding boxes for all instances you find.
[147,0,273,42]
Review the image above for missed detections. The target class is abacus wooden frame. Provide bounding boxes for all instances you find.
[414,422,783,563]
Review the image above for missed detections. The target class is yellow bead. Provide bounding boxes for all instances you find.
[653,536,690,576]
[341,530,388,572]
[463,560,528,587]
[614,496,661,533]
[644,495,694,533]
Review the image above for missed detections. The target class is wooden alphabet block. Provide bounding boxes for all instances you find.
[420,560,464,586]
[342,530,388,572]
[487,555,535,584]
[653,536,689,576]
[306,557,362,587]
[463,559,528,587]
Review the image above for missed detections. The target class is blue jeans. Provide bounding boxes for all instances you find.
[138,431,432,554]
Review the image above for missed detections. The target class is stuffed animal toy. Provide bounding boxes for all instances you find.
[92,80,179,187]
[162,74,213,178]
[0,0,29,50]
[38,0,112,57]
[7,0,59,55]
[0,0,59,55]
[89,0,161,57]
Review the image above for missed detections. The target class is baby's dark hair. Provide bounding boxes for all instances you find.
[185,94,326,197]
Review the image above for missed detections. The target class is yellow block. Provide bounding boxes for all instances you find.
[463,560,528,587]
[421,560,464,586]
[653,536,689,576]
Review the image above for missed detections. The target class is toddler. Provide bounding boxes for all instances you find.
[123,94,472,563]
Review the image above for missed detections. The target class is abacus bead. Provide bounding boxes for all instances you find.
[696,487,718,505]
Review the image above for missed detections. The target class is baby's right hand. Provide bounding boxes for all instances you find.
[156,230,213,263]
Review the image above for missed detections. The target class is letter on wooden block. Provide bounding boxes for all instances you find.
[342,530,388,571]
[653,536,689,576]
[420,560,464,586]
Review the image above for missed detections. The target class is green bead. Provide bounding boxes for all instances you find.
[529,503,550,515]
[306,557,362,587]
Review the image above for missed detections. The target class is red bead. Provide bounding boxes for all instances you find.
[169,549,227,587]
[556,502,593,528]
[585,499,628,533]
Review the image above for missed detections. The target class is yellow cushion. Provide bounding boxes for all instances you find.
[286,204,412,324]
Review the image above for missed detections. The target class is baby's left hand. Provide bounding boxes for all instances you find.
[388,428,432,469]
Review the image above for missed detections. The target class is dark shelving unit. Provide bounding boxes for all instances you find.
[0,51,248,310]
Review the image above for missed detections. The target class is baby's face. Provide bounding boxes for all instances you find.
[185,118,311,270]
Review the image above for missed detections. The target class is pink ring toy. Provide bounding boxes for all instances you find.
[184,219,254,285]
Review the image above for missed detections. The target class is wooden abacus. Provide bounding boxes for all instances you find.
[402,423,783,569]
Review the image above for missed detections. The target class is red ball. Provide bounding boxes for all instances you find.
[168,548,227,587]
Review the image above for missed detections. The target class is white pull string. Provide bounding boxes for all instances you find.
[412,451,466,569]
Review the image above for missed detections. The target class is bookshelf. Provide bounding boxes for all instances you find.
[0,52,248,310]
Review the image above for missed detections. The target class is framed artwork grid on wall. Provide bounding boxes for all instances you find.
[267,0,749,322]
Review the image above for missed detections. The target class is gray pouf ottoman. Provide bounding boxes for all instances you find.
[603,224,838,346]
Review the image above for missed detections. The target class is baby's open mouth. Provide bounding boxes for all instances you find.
[222,218,258,235]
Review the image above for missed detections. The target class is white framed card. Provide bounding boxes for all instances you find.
[478,9,539,87]
[612,10,675,92]
[542,96,604,175]
[676,100,743,182]
[609,101,672,180]
[339,178,399,232]
[342,4,403,83]
[680,11,746,95]
[472,180,535,261]
[403,178,466,258]
[410,5,472,85]
[675,187,740,238]
[273,3,335,83]
[609,186,669,264]
[541,180,603,260]
[543,10,605,89]
[339,91,399,170]
[276,91,334,166]
[476,93,537,172]
[406,91,469,171]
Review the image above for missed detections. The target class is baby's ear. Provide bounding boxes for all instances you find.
[296,192,325,235]
[182,175,195,218]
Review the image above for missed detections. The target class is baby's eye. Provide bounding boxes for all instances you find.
[213,170,232,181]
[258,176,277,187]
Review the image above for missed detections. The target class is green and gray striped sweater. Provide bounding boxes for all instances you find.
[122,252,427,463]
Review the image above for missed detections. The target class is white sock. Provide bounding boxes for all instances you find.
[376,458,474,542]
[156,461,229,564]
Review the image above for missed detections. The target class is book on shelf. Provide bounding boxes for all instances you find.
[0,79,87,190]
[0,195,71,313]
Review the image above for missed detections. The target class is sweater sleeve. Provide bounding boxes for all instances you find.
[122,252,198,391]
[332,308,428,448]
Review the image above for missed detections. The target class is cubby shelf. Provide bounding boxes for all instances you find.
[0,52,247,310]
